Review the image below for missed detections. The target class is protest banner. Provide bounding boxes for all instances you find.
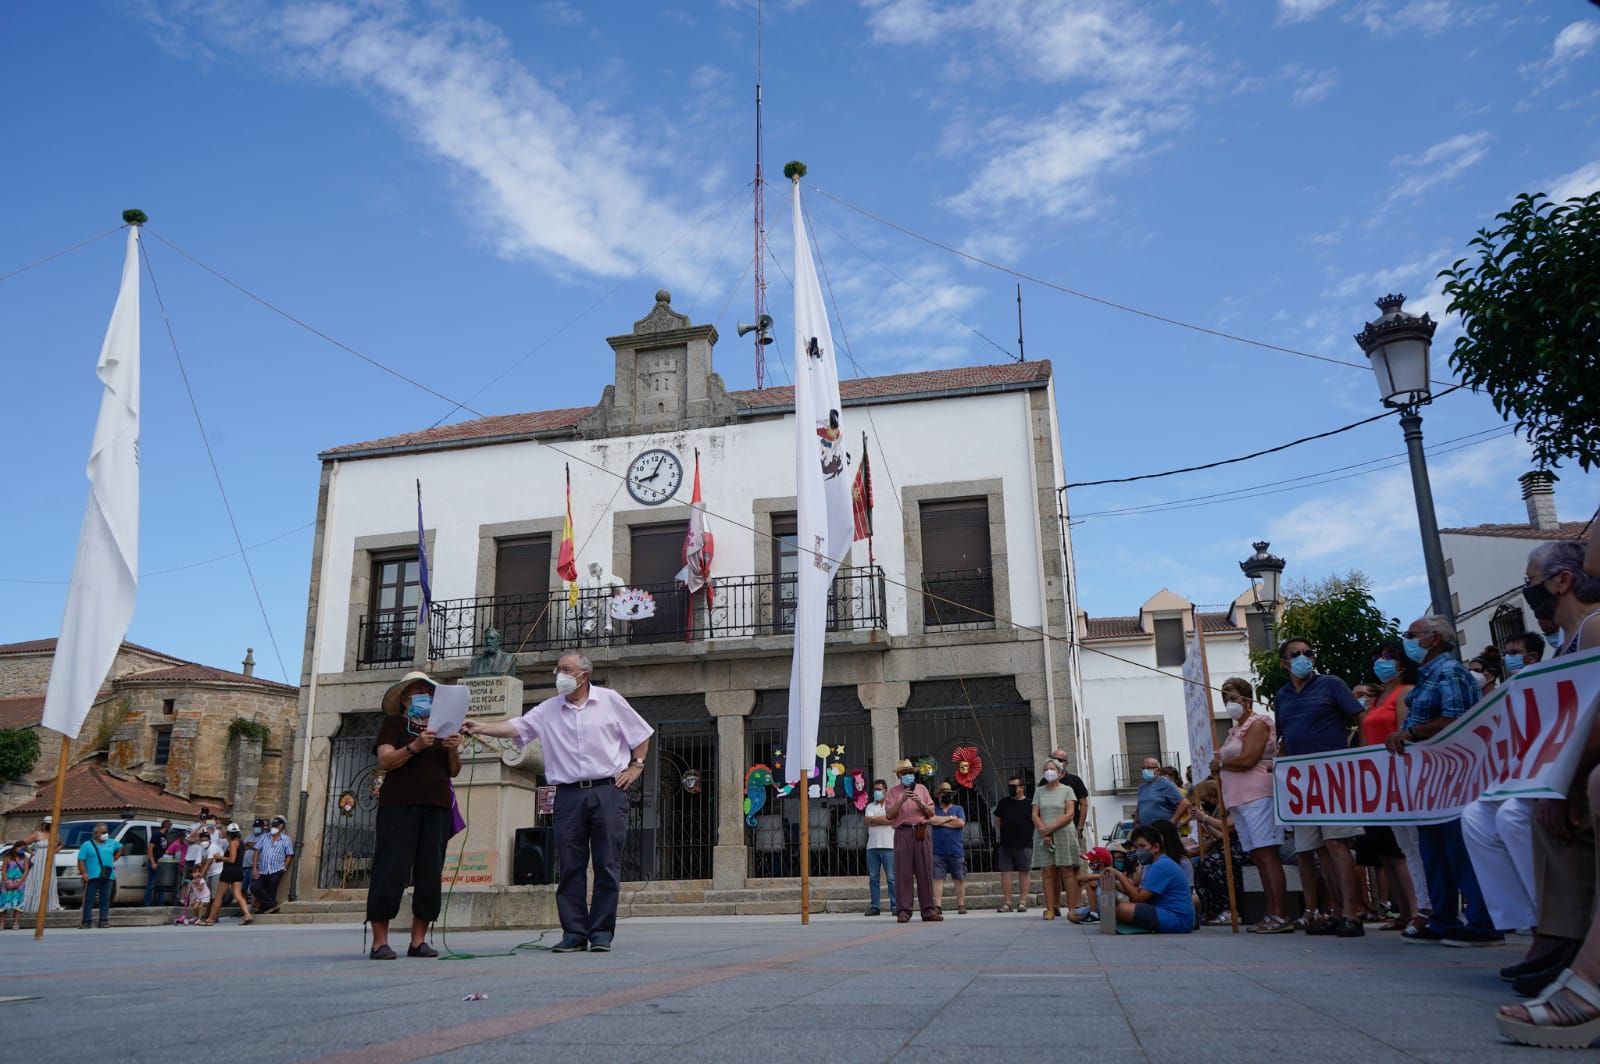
[1274,646,1600,825]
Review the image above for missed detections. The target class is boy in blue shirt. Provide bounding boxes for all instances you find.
[1108,825,1193,933]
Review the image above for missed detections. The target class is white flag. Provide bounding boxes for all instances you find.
[41,226,141,739]
[784,181,854,785]
[1182,624,1215,784]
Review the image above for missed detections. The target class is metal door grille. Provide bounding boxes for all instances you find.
[621,723,718,882]
[319,713,384,890]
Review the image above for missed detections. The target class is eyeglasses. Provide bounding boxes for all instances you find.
[1371,649,1397,662]
[1285,648,1313,660]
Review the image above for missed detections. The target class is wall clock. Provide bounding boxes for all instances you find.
[626,448,683,505]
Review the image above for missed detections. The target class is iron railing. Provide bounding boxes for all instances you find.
[1110,751,1185,792]
[356,612,416,671]
[922,567,995,630]
[427,567,888,660]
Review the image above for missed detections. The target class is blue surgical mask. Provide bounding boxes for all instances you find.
[1373,658,1398,683]
[1140,768,1156,782]
[252,828,263,837]
[1504,654,1524,675]
[1402,637,1428,663]
[407,693,432,718]
[1133,848,1155,866]
[872,789,884,801]
[1289,655,1315,679]
[900,774,916,787]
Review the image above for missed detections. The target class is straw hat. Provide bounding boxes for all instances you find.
[894,757,914,774]
[381,670,437,715]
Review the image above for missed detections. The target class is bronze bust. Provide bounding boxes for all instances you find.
[466,627,517,677]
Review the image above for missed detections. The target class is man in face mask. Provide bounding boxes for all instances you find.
[465,650,653,953]
[242,818,266,898]
[884,758,938,923]
[1385,615,1502,946]
[1499,632,1544,678]
[929,782,969,915]
[75,823,121,929]
[249,816,295,915]
[1135,757,1186,829]
[1275,637,1368,937]
[992,773,1034,912]
[1051,748,1091,842]
[862,779,896,916]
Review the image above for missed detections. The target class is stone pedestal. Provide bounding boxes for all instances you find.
[463,674,523,719]
[707,690,754,890]
[453,674,538,886]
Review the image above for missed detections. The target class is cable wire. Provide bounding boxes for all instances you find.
[0,225,126,284]
[140,240,293,686]
[0,521,315,585]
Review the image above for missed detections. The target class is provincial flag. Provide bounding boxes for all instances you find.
[415,479,432,631]
[678,451,715,639]
[851,437,873,544]
[557,463,579,606]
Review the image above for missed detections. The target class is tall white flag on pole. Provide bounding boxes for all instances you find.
[41,226,141,739]
[784,178,854,785]
[1182,624,1214,785]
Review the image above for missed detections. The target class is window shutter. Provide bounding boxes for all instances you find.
[495,536,552,598]
[919,499,990,574]
[1153,618,1186,667]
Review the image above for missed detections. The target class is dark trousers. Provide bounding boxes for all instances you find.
[893,825,935,919]
[143,867,161,907]
[1419,820,1495,934]
[82,877,112,926]
[366,804,451,925]
[250,871,285,912]
[553,783,628,941]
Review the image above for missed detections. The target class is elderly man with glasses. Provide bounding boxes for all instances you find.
[1386,615,1503,947]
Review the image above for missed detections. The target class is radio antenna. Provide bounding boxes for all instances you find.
[752,0,768,388]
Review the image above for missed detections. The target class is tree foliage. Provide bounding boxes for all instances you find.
[1251,572,1400,702]
[1440,190,1600,472]
[0,727,42,784]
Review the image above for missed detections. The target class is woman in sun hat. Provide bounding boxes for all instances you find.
[366,671,461,960]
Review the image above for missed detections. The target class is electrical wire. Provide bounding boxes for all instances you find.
[806,183,1457,386]
[140,240,293,687]
[1456,504,1599,623]
[0,224,126,284]
[0,521,315,585]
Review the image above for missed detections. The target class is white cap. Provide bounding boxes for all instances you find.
[227,822,241,833]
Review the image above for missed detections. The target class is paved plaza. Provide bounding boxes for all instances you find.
[0,912,1549,1062]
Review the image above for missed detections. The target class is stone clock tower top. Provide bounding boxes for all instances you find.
[576,289,737,439]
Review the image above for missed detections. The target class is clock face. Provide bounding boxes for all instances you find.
[625,448,684,506]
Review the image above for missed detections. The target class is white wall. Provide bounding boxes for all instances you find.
[1078,628,1253,838]
[313,390,1050,674]
[1443,532,1553,655]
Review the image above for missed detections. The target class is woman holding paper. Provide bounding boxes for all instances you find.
[367,670,461,960]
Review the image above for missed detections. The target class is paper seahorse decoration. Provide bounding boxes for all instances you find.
[744,765,774,826]
[951,745,983,789]
[847,768,869,810]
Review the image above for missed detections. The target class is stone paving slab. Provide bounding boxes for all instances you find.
[0,911,1563,1061]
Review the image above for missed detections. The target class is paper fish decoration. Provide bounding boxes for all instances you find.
[952,745,983,789]
[744,765,774,826]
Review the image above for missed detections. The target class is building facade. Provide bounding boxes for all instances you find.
[1076,590,1263,837]
[293,290,1080,894]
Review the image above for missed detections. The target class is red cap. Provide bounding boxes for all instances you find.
[1085,846,1114,867]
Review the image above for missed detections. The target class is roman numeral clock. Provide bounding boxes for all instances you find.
[626,448,683,505]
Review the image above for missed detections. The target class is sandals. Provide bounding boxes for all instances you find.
[1497,968,1600,1049]
[1042,909,1056,921]
[998,904,1014,913]
[1251,915,1295,934]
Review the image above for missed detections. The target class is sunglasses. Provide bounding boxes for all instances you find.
[1285,648,1313,660]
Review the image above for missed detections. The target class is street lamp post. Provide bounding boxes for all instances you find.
[1240,540,1286,648]
[1354,294,1455,632]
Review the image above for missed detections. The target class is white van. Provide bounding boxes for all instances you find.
[52,818,196,907]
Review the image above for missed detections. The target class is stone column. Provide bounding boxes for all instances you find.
[229,736,264,821]
[166,718,201,797]
[706,690,755,890]
[859,682,910,780]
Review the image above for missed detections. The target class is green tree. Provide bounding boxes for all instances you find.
[1439,190,1600,472]
[0,727,41,784]
[1251,572,1400,702]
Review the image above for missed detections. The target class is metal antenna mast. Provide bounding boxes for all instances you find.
[1016,283,1026,362]
[753,0,768,389]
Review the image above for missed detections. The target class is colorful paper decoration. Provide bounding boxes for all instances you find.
[952,745,983,789]
[609,588,657,620]
[744,765,774,826]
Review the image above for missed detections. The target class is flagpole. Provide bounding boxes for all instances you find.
[800,771,811,924]
[861,432,874,567]
[32,737,71,939]
[1194,615,1240,933]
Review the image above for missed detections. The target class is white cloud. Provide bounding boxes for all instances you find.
[1387,131,1492,202]
[1547,160,1600,203]
[537,1,584,27]
[1350,1,1490,36]
[1276,0,1340,25]
[1286,64,1340,107]
[863,0,1207,222]
[1521,20,1600,93]
[145,2,728,287]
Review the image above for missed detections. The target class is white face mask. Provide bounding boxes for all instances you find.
[270,826,282,836]
[1042,769,1059,783]
[1224,700,1245,720]
[555,672,581,697]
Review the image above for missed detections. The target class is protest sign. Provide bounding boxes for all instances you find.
[1274,647,1600,825]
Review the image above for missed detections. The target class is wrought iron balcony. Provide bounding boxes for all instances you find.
[1110,752,1185,792]
[356,612,416,671]
[921,566,995,630]
[427,566,888,660]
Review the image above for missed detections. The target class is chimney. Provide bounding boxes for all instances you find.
[241,647,255,677]
[1519,471,1560,531]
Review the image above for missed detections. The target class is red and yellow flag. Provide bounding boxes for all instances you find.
[557,464,578,606]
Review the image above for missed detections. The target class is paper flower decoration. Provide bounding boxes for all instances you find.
[952,745,983,789]
[914,756,937,780]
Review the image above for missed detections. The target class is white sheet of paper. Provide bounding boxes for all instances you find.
[427,684,470,737]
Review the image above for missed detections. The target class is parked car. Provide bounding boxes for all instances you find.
[1103,819,1135,873]
[53,818,195,907]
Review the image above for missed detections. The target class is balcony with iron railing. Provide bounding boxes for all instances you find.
[921,567,995,631]
[417,566,888,662]
[1109,751,1185,792]
[356,612,416,672]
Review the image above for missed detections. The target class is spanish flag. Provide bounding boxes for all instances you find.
[557,463,578,606]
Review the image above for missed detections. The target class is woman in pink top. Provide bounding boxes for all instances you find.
[1210,677,1291,933]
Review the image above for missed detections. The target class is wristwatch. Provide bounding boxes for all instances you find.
[630,758,645,768]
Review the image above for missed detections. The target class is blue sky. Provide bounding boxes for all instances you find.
[3,0,1598,684]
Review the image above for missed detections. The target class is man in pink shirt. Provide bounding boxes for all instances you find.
[887,757,940,923]
[464,650,652,953]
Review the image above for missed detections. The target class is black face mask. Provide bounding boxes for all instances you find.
[1523,579,1559,621]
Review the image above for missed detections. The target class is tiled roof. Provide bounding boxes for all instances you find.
[1439,521,1589,541]
[0,691,114,730]
[322,361,1053,458]
[1082,612,1243,641]
[0,638,188,663]
[119,664,296,693]
[7,760,207,818]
